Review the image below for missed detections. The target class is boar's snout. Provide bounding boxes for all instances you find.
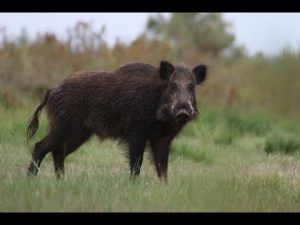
[172,101,196,122]
[176,108,190,118]
[175,108,190,122]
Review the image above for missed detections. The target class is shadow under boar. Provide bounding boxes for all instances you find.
[27,61,207,181]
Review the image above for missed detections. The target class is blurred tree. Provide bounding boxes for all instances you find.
[0,27,8,44]
[146,13,235,58]
[67,21,106,52]
[228,46,247,59]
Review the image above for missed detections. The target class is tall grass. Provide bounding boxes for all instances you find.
[1,105,300,211]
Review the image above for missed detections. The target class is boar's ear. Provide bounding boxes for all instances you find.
[193,65,207,85]
[160,61,175,80]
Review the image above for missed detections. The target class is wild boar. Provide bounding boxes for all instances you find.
[27,61,207,181]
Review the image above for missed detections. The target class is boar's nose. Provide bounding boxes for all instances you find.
[176,108,190,118]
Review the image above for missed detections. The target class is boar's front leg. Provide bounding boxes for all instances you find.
[149,136,173,182]
[128,136,147,178]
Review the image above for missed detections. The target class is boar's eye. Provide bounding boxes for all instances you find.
[169,82,178,92]
[187,84,195,92]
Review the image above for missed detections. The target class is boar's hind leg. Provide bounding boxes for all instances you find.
[149,137,172,182]
[128,137,147,178]
[28,127,70,176]
[51,146,64,179]
[52,129,92,178]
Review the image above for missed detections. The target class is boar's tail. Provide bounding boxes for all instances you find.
[27,89,51,142]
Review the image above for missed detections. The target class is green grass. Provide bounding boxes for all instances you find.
[264,135,300,155]
[1,105,300,212]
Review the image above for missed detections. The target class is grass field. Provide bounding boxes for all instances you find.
[1,104,300,212]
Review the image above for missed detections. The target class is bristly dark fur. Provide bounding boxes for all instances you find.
[26,61,207,181]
